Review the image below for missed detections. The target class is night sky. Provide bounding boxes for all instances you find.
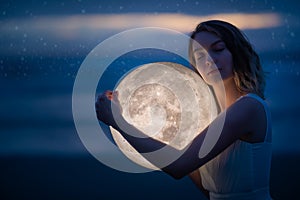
[1,0,300,199]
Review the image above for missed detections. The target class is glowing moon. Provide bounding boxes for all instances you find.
[110,62,218,170]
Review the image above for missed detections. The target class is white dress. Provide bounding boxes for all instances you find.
[199,93,272,200]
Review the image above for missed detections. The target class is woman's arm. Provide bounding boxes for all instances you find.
[96,91,265,179]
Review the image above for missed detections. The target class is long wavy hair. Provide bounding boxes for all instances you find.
[189,20,266,99]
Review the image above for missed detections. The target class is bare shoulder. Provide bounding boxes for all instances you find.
[228,94,268,142]
[232,95,266,115]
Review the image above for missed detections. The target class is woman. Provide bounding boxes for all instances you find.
[96,20,272,199]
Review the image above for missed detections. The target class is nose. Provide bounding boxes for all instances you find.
[205,60,212,67]
[205,55,214,67]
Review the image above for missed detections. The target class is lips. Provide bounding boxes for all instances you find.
[207,68,221,75]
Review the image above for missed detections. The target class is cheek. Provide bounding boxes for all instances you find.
[195,61,206,77]
[222,51,234,74]
[195,63,211,84]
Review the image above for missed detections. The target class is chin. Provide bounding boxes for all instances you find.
[205,75,224,85]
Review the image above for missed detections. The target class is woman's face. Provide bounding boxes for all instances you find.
[192,31,234,85]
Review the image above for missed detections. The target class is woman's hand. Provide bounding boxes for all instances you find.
[95,90,123,128]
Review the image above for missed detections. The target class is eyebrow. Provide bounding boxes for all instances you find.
[193,39,224,53]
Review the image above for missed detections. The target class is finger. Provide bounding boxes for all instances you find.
[105,90,113,95]
[112,91,119,101]
[114,90,119,97]
[112,91,122,113]
[105,90,113,100]
[97,91,111,101]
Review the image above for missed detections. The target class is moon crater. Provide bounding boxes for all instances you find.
[128,83,181,141]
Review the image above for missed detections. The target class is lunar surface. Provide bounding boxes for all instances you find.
[109,62,218,170]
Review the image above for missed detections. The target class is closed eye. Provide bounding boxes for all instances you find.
[211,41,226,52]
[195,52,206,60]
[214,48,225,52]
